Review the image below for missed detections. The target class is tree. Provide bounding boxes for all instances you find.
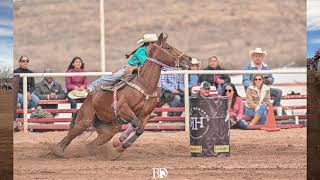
[0,65,13,79]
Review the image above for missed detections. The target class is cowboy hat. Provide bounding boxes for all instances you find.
[137,34,158,44]
[68,89,88,99]
[191,58,200,65]
[249,48,267,57]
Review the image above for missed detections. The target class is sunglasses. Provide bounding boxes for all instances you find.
[254,78,262,81]
[225,89,233,93]
[20,60,29,63]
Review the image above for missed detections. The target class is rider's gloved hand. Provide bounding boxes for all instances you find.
[87,86,94,94]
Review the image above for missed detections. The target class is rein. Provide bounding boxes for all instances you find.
[152,43,184,68]
[147,58,173,71]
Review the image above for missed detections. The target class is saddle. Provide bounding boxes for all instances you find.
[100,69,138,92]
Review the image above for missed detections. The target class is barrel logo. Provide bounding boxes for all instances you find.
[190,106,210,139]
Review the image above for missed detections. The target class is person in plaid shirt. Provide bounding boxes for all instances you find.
[159,69,185,117]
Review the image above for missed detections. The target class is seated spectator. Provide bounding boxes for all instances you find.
[65,57,88,111]
[14,56,39,109]
[313,49,320,71]
[189,58,200,95]
[192,81,211,98]
[160,68,184,117]
[222,83,248,129]
[34,68,66,115]
[245,74,271,125]
[242,48,282,110]
[199,56,230,95]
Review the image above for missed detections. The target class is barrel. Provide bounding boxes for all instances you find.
[189,96,230,157]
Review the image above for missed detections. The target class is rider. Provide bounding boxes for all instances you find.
[87,34,158,93]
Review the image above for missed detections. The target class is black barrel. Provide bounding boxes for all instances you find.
[189,96,230,157]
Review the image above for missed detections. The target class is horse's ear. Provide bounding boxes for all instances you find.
[158,33,164,42]
[163,33,168,41]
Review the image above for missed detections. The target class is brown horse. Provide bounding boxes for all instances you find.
[52,33,192,157]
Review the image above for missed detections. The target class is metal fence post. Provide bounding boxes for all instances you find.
[23,76,28,133]
[184,73,189,133]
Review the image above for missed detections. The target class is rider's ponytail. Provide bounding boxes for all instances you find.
[125,43,148,58]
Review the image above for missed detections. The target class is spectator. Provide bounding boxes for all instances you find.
[199,56,230,95]
[192,81,211,98]
[313,49,320,71]
[14,56,39,109]
[245,74,271,125]
[34,68,66,114]
[160,68,184,117]
[189,58,200,95]
[242,48,282,109]
[222,83,248,129]
[65,57,88,110]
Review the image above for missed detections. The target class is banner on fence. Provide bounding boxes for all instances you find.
[189,96,230,157]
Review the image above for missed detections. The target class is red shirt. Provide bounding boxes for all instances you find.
[65,68,88,91]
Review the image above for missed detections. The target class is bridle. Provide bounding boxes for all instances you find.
[150,42,185,68]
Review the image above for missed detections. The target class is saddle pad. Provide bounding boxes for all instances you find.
[100,73,137,92]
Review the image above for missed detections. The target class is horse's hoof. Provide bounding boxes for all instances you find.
[107,143,123,161]
[112,133,122,148]
[51,145,64,157]
[117,145,126,153]
[110,153,122,161]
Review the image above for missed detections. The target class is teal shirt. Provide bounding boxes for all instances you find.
[127,46,148,66]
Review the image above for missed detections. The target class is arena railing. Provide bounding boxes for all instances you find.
[17,69,306,133]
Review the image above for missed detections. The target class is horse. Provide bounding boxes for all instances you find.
[52,33,192,157]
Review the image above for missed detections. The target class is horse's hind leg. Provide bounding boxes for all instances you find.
[52,97,95,157]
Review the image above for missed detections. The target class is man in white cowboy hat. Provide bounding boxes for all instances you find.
[87,34,158,93]
[242,48,283,108]
[188,57,200,94]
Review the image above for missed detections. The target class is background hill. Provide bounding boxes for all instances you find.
[14,0,306,74]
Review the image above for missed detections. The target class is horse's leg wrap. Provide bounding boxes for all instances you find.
[131,117,139,128]
[119,124,135,142]
[118,128,144,152]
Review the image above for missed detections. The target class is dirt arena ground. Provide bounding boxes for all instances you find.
[14,128,306,180]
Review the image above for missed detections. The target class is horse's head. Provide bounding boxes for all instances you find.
[149,33,192,69]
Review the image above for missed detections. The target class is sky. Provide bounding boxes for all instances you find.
[0,0,13,67]
[307,0,320,58]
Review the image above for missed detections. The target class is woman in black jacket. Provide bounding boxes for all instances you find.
[198,56,230,94]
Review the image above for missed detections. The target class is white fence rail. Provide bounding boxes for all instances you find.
[16,69,306,133]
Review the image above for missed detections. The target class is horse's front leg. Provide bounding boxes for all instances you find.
[111,103,139,147]
[112,123,135,147]
[116,116,149,153]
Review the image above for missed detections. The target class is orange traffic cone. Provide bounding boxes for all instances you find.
[261,105,281,132]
